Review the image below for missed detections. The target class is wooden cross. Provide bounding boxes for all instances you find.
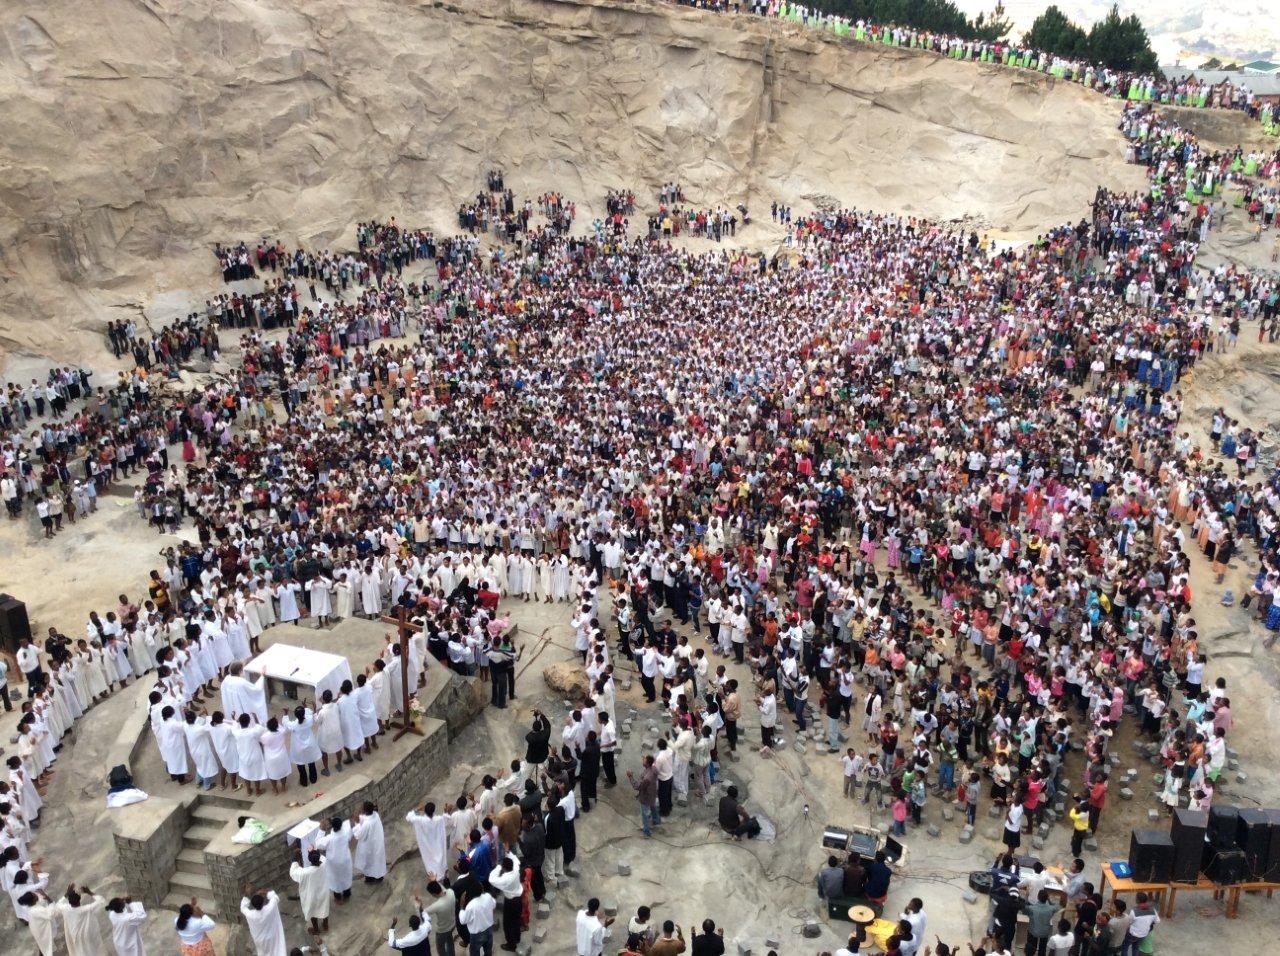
[379,605,425,741]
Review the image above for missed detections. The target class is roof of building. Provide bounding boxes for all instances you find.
[1241,60,1280,74]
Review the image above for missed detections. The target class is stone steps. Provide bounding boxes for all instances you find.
[162,891,217,916]
[182,824,225,849]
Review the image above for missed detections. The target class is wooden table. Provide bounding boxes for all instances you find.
[1100,863,1167,912]
[1163,874,1228,918]
[1224,880,1279,918]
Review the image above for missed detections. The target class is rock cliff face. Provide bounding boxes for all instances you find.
[0,0,1142,369]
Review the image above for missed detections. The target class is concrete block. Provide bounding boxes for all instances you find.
[1237,772,1248,783]
[1126,768,1138,779]
[1031,837,1045,850]
[604,902,619,918]
[963,890,979,903]
[1038,823,1051,838]
[1109,754,1122,766]
[621,679,633,692]
[1119,787,1134,800]
[942,808,955,821]
[533,929,548,943]
[618,862,631,877]
[1053,803,1065,815]
[1148,809,1161,822]
[765,936,781,950]
[735,941,751,956]
[676,794,688,807]
[803,920,822,938]
[927,825,941,837]
[959,827,974,844]
[1084,837,1099,852]
[536,903,552,920]
[794,743,806,754]
[838,731,850,743]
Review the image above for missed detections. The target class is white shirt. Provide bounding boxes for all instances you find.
[576,910,606,956]
[459,893,497,934]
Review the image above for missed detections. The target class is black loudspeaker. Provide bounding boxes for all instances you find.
[1265,810,1280,883]
[1209,805,1241,850]
[1205,846,1246,885]
[1129,829,1175,883]
[1170,808,1209,883]
[1237,809,1272,880]
[0,594,32,652]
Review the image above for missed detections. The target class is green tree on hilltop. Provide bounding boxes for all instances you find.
[1024,5,1089,58]
[1086,4,1159,72]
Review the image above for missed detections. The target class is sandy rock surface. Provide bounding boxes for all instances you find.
[0,0,1143,373]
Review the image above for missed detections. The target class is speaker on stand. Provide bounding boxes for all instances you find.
[1169,807,1208,883]
[1129,829,1175,883]
[1237,808,1273,881]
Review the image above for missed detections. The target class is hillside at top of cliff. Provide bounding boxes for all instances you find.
[0,0,1144,371]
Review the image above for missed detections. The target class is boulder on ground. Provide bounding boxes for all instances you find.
[543,661,589,699]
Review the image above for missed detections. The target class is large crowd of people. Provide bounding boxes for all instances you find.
[6,11,1280,953]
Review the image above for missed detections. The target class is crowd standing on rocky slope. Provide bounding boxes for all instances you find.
[6,25,1280,956]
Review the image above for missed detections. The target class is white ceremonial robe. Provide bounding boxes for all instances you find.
[284,711,322,765]
[232,724,266,781]
[290,860,331,920]
[240,891,287,956]
[156,717,189,778]
[336,693,364,751]
[352,811,387,878]
[182,717,221,781]
[316,822,353,891]
[308,579,332,618]
[27,899,57,956]
[221,674,268,724]
[58,895,107,956]
[275,583,302,623]
[108,900,147,956]
[407,809,449,878]
[261,728,291,781]
[315,702,345,755]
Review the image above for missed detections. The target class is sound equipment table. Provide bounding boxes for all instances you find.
[1223,880,1280,918]
[1101,863,1168,911]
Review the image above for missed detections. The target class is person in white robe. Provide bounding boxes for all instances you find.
[260,718,292,793]
[315,817,353,899]
[406,803,449,878]
[551,555,571,601]
[507,550,524,597]
[106,898,148,956]
[351,803,387,881]
[275,580,303,624]
[231,715,267,796]
[253,580,277,630]
[354,673,381,744]
[307,576,333,627]
[207,713,239,790]
[314,692,346,774]
[370,659,391,724]
[220,664,268,724]
[290,848,330,932]
[226,613,252,662]
[333,573,355,621]
[240,889,287,956]
[57,887,107,956]
[336,682,365,759]
[283,705,322,786]
[181,712,221,790]
[22,891,58,956]
[156,708,189,783]
[536,555,553,603]
[488,551,508,595]
[360,564,383,617]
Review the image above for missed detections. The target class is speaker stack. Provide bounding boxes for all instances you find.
[1238,809,1273,881]
[1208,805,1241,849]
[0,593,31,652]
[1128,829,1175,883]
[1169,808,1208,883]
